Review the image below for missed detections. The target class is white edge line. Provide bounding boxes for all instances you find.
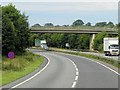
[57,52,120,75]
[11,54,50,89]
[96,62,120,75]
[82,57,120,75]
[72,82,77,88]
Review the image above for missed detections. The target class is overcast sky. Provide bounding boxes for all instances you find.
[2,1,119,26]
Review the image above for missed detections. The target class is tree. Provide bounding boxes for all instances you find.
[95,22,107,27]
[118,23,120,48]
[107,22,114,28]
[32,24,41,27]
[93,32,108,52]
[44,23,54,27]
[72,19,84,26]
[2,15,16,55]
[85,22,91,26]
[62,25,69,27]
[77,34,90,49]
[2,4,30,55]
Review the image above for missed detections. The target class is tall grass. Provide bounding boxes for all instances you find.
[2,52,36,71]
[2,52,44,85]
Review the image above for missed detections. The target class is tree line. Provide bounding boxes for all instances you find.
[30,32,117,52]
[32,19,115,28]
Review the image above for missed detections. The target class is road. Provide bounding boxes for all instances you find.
[80,51,118,61]
[50,48,118,60]
[3,50,119,89]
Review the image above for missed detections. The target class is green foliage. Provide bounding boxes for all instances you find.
[2,52,38,71]
[95,22,107,27]
[118,23,120,47]
[93,32,108,51]
[38,33,90,50]
[107,22,114,28]
[85,22,91,26]
[53,49,120,68]
[77,34,90,49]
[44,23,54,27]
[2,52,44,85]
[32,24,41,27]
[2,4,30,55]
[72,19,84,26]
[29,34,38,46]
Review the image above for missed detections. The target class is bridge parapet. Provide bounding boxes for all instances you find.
[30,27,118,34]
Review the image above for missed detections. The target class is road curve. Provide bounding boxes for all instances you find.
[52,52,118,88]
[3,50,118,88]
[4,50,77,88]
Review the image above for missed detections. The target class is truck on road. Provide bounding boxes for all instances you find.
[104,37,119,56]
[40,40,48,50]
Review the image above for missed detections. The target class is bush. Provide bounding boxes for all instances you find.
[93,32,108,52]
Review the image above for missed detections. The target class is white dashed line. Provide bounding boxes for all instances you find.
[57,52,120,75]
[60,56,79,88]
[76,71,79,76]
[45,52,79,88]
[76,68,78,72]
[75,76,78,81]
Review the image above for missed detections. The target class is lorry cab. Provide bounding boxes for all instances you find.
[109,44,119,56]
[40,40,49,50]
[104,37,119,56]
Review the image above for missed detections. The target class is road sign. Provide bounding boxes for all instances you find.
[8,52,14,59]
[65,43,70,47]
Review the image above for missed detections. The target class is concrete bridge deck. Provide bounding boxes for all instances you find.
[30,27,118,34]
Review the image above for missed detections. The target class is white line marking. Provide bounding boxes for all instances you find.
[72,82,77,88]
[96,62,120,75]
[11,54,50,89]
[76,72,79,76]
[82,57,120,75]
[76,68,78,72]
[44,52,79,88]
[75,76,78,81]
[57,52,120,75]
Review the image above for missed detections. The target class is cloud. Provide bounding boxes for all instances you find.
[1,0,119,2]
[2,2,118,12]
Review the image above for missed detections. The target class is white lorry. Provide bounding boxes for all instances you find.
[104,37,119,56]
[40,40,48,50]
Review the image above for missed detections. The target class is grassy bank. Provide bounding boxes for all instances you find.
[51,48,120,68]
[2,52,44,85]
[67,52,119,68]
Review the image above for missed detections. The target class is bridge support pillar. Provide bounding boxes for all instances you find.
[90,34,95,51]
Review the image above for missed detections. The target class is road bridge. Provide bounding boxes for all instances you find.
[30,27,118,51]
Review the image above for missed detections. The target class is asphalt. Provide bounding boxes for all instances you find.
[53,52,118,88]
[2,50,119,89]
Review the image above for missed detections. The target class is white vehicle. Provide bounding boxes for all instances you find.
[104,37,119,56]
[40,40,48,50]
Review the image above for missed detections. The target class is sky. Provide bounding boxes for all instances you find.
[2,0,119,26]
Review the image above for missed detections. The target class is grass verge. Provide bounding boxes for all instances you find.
[52,49,120,68]
[2,52,44,85]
